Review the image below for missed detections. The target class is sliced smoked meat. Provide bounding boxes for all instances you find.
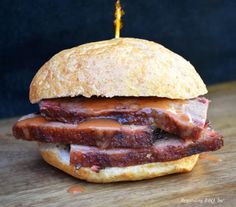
[40,97,209,139]
[13,114,155,148]
[70,127,223,167]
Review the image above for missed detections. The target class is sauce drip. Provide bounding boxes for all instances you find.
[67,185,85,194]
[200,153,222,162]
[49,97,187,115]
[18,116,122,131]
[78,118,121,130]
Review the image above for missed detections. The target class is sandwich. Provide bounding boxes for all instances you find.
[13,38,223,183]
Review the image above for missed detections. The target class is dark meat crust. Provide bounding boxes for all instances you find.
[13,114,155,148]
[70,127,223,167]
[39,97,209,139]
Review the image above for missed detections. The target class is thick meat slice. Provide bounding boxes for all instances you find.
[40,97,209,139]
[13,114,155,148]
[70,127,223,167]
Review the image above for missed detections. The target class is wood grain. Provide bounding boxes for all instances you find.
[0,81,236,207]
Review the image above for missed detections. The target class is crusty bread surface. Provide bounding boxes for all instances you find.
[30,38,207,103]
[38,143,199,183]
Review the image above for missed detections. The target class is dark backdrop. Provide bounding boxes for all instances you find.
[1,0,236,118]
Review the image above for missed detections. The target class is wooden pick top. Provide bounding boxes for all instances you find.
[114,0,124,38]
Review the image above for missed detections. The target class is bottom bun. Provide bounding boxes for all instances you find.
[38,143,199,183]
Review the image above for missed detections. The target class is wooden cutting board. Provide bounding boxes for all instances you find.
[0,81,236,207]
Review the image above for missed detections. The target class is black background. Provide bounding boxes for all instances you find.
[1,0,236,118]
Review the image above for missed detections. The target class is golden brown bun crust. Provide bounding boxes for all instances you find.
[30,38,207,103]
[38,143,199,183]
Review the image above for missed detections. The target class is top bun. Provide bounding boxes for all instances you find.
[30,38,207,103]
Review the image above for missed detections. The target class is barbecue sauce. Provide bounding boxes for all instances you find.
[78,118,121,130]
[51,97,187,115]
[200,153,222,162]
[67,185,85,194]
